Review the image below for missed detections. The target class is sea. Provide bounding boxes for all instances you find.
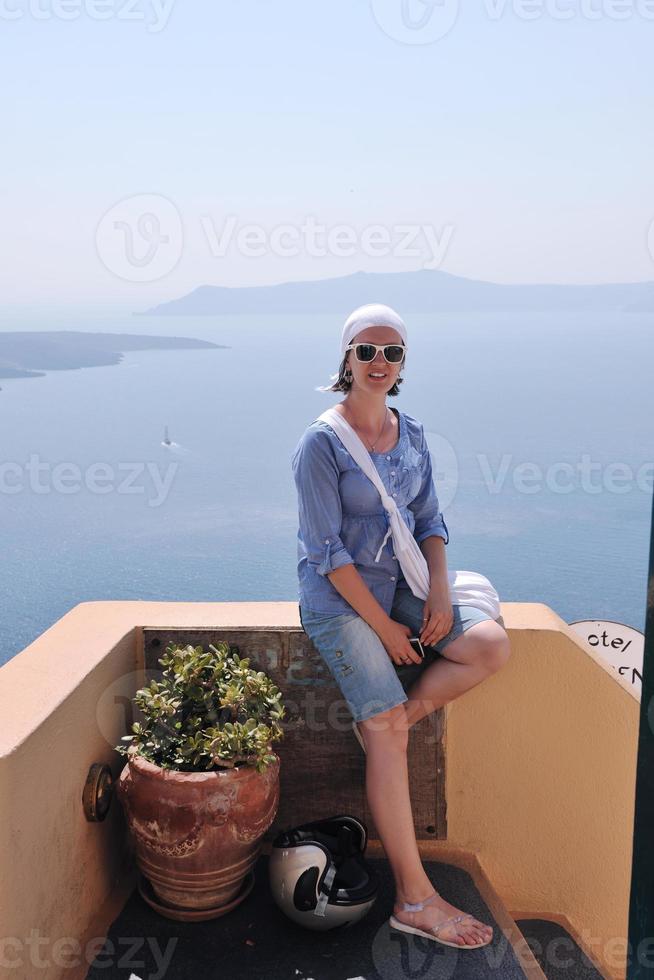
[1,310,652,666]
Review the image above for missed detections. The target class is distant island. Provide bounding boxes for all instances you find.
[0,332,226,381]
[137,269,654,317]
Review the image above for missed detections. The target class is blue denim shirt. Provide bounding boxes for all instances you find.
[291,406,449,616]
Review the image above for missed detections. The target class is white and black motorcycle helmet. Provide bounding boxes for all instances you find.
[268,814,379,931]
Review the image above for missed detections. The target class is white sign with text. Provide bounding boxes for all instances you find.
[569,620,644,697]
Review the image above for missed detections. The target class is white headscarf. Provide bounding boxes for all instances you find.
[340,302,408,357]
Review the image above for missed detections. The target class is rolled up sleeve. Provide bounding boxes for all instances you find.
[409,428,449,546]
[292,431,355,577]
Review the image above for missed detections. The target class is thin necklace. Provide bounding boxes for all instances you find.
[346,406,389,452]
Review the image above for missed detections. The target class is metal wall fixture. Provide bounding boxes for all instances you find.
[83,763,114,822]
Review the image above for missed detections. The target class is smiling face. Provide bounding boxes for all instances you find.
[345,325,406,392]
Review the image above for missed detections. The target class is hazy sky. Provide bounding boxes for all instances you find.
[2,0,653,311]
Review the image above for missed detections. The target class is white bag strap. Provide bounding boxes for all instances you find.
[317,407,386,495]
[317,408,395,559]
[317,407,431,598]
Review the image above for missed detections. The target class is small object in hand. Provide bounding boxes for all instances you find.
[408,636,425,659]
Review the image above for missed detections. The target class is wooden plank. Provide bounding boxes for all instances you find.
[142,627,446,840]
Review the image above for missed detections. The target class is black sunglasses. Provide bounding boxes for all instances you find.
[345,343,407,364]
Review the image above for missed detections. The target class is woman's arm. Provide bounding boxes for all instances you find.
[292,428,425,663]
[418,535,453,645]
[420,535,449,592]
[327,565,418,665]
[324,564,393,637]
[410,425,452,644]
[292,430,394,637]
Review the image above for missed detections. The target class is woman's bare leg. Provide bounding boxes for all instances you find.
[359,704,493,946]
[402,620,510,729]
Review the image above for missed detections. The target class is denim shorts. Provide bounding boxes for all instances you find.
[299,589,505,724]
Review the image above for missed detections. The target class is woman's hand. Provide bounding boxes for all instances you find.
[379,619,422,666]
[419,583,453,647]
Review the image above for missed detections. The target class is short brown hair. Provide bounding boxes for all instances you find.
[317,351,406,396]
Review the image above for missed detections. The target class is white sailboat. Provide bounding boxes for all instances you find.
[162,425,172,447]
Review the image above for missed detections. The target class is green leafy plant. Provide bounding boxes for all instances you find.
[115,640,286,773]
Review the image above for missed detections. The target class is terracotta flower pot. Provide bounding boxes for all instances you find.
[117,745,280,915]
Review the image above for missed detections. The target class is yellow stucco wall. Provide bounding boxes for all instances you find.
[446,602,638,980]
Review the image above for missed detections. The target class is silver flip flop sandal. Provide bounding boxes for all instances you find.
[389,889,493,949]
[351,719,367,754]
